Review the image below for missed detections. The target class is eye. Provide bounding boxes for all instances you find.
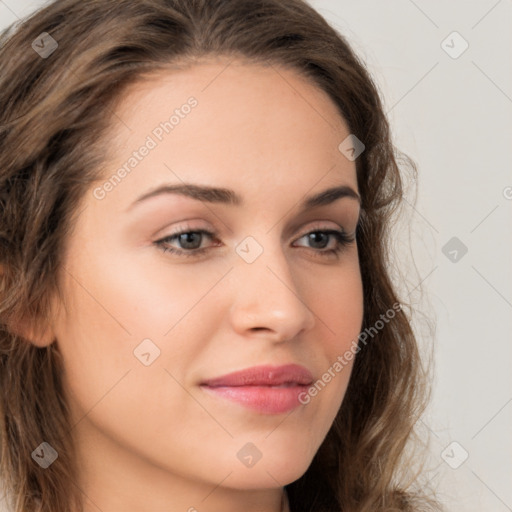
[293,229,354,255]
[154,225,355,259]
[155,229,217,258]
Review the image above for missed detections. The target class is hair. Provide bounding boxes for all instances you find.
[0,0,441,511]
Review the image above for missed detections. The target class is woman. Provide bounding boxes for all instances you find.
[0,1,440,511]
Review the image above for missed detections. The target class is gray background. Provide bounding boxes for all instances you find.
[0,0,511,510]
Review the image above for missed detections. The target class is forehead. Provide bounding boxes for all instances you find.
[112,58,348,129]
[95,58,357,210]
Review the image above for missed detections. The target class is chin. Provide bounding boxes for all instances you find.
[218,435,319,489]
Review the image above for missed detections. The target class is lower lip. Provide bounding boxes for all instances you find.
[201,385,310,414]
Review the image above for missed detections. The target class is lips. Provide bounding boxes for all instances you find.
[200,364,314,414]
[201,364,314,387]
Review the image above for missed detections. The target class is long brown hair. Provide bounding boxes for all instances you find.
[0,1,440,511]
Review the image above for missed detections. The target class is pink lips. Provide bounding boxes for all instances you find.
[200,364,313,414]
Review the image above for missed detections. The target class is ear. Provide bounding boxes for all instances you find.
[13,312,56,347]
[0,263,57,347]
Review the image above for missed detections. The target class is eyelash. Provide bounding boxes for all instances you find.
[154,225,355,260]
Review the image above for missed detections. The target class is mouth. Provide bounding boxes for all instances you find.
[200,364,314,414]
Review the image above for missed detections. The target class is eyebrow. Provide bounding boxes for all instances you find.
[127,182,361,212]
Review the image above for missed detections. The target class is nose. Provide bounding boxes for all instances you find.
[228,239,316,343]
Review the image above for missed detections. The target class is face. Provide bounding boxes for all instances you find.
[45,59,364,508]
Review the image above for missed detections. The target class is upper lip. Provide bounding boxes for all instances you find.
[200,364,314,387]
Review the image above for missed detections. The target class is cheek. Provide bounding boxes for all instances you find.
[53,248,221,419]
[292,256,363,426]
[315,257,364,352]
[52,266,207,458]
[85,245,227,341]
[53,274,134,421]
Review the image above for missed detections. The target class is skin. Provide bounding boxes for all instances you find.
[31,58,364,512]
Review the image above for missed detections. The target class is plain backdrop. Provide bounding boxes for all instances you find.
[0,1,511,511]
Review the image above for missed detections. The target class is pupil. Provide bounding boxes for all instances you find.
[310,232,327,248]
[180,232,201,249]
